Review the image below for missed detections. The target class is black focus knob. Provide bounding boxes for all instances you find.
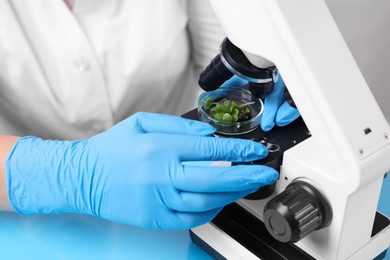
[263,181,332,243]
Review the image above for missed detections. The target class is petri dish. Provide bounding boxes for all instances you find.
[198,86,264,135]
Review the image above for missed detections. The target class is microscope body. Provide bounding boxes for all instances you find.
[191,0,390,259]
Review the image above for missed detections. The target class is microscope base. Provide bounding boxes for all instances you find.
[190,203,389,260]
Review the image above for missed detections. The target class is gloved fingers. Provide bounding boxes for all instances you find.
[275,101,300,127]
[171,135,268,162]
[260,100,277,132]
[163,189,258,213]
[260,79,286,132]
[169,207,223,230]
[132,112,216,136]
[221,75,247,87]
[172,164,278,192]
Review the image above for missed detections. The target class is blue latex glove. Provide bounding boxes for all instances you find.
[6,112,278,230]
[221,75,247,87]
[260,76,300,132]
[222,75,300,132]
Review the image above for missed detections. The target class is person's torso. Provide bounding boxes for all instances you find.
[0,0,198,139]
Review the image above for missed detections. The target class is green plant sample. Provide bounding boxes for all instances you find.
[203,96,251,122]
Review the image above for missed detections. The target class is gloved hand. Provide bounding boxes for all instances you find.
[260,76,300,132]
[5,112,278,230]
[222,75,300,132]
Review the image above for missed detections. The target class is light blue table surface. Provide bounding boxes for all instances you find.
[1,177,389,260]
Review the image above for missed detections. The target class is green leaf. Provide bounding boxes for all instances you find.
[244,106,250,115]
[214,112,223,121]
[232,108,239,117]
[204,96,214,109]
[224,105,231,113]
[216,105,225,112]
[222,113,233,122]
[207,98,252,123]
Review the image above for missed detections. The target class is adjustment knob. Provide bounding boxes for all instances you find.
[263,181,332,243]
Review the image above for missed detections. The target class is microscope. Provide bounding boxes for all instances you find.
[184,0,390,259]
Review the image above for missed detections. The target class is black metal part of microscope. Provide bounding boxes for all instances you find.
[198,37,276,98]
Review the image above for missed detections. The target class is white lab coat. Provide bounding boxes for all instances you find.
[0,0,225,140]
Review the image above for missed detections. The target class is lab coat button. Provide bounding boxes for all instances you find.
[74,58,90,72]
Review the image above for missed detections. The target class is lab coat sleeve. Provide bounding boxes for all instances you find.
[186,0,226,76]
